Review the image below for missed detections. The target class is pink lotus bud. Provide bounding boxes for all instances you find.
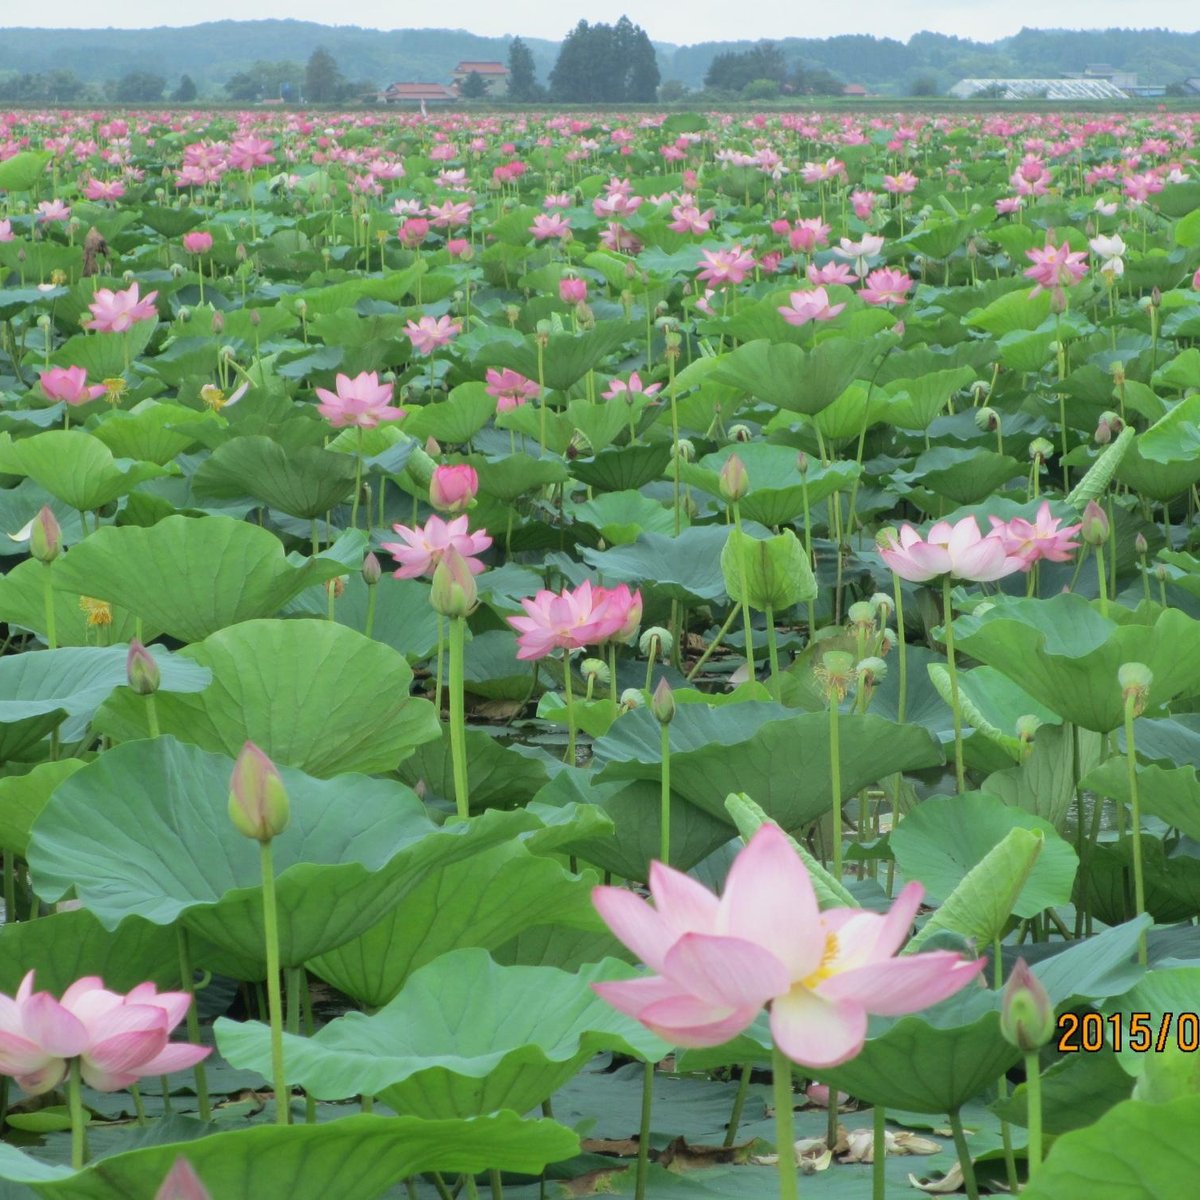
[430,546,477,617]
[999,958,1054,1052]
[228,741,290,843]
[429,464,479,514]
[30,505,61,563]
[155,1158,213,1200]
[719,453,748,502]
[126,638,161,695]
[362,551,382,586]
[1081,500,1109,546]
[559,277,588,304]
[650,677,675,725]
[182,231,213,255]
[1134,532,1148,557]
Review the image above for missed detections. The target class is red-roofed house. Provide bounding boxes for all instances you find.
[452,61,509,96]
[842,84,869,97]
[382,82,458,105]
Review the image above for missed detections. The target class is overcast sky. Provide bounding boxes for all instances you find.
[4,1,1199,43]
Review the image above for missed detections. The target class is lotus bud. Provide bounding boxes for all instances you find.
[650,677,676,725]
[1119,662,1153,715]
[1029,437,1054,464]
[154,1157,213,1200]
[178,307,191,323]
[29,505,62,564]
[796,451,809,475]
[210,311,224,334]
[429,546,477,618]
[729,423,752,444]
[1155,563,1169,583]
[1151,286,1162,308]
[1134,532,1148,558]
[974,405,999,432]
[36,313,51,331]
[639,626,672,660]
[126,638,161,696]
[250,309,261,327]
[1081,500,1109,546]
[619,687,643,712]
[1000,958,1055,1052]
[1016,714,1041,744]
[429,464,478,514]
[361,551,382,586]
[719,453,749,502]
[504,304,521,326]
[228,741,291,843]
[816,650,856,702]
[847,601,875,634]
[581,657,610,686]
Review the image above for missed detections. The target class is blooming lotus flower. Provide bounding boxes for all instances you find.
[832,235,885,278]
[0,972,210,1096]
[86,283,159,333]
[789,218,831,254]
[38,366,106,405]
[859,267,913,307]
[988,502,1081,571]
[228,135,274,171]
[507,580,626,661]
[850,190,878,221]
[1089,234,1126,278]
[879,517,1023,583]
[182,231,213,255]
[601,372,661,402]
[83,179,125,202]
[883,171,918,194]
[594,583,642,644]
[1024,240,1088,298]
[995,197,1024,215]
[485,367,540,412]
[807,261,857,288]
[382,515,491,579]
[314,371,405,429]
[429,464,478,513]
[36,199,71,224]
[697,245,756,287]
[778,287,845,326]
[530,212,572,241]
[405,315,460,356]
[592,824,985,1067]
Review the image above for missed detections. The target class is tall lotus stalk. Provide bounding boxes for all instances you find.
[1082,501,1110,619]
[228,742,292,1125]
[1120,663,1153,965]
[29,506,61,651]
[816,652,854,879]
[941,576,966,794]
[126,638,161,739]
[721,455,755,678]
[1000,959,1055,1185]
[432,548,478,818]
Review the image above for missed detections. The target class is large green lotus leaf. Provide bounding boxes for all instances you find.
[0,431,168,511]
[401,382,495,445]
[1020,1097,1200,1200]
[713,337,879,415]
[479,322,639,391]
[1103,968,1200,1079]
[1084,838,1200,925]
[51,516,346,643]
[893,446,1025,505]
[88,403,218,466]
[569,443,673,493]
[953,594,1200,733]
[0,1112,577,1199]
[0,482,88,559]
[965,286,1051,335]
[0,557,149,646]
[983,724,1091,829]
[0,712,65,763]
[1137,393,1200,465]
[49,322,157,382]
[576,527,730,604]
[1115,439,1200,501]
[0,908,177,995]
[569,490,679,545]
[890,793,1077,919]
[1082,759,1200,843]
[27,738,536,972]
[0,645,210,743]
[191,436,358,518]
[595,706,943,827]
[883,367,976,431]
[217,951,668,1117]
[0,759,86,855]
[397,727,549,811]
[721,527,816,611]
[0,151,50,192]
[309,839,602,1009]
[468,453,570,502]
[93,619,439,777]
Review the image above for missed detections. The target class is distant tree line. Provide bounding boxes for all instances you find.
[0,69,198,102]
[701,41,844,97]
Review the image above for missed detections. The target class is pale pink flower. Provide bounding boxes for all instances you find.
[86,283,159,333]
[83,178,125,202]
[38,366,106,405]
[543,192,572,208]
[987,502,1081,571]
[995,197,1023,215]
[507,580,626,660]
[1024,240,1088,298]
[667,205,713,235]
[182,231,213,255]
[601,372,662,402]
[531,212,572,241]
[860,267,913,307]
[228,135,274,171]
[832,235,885,278]
[0,219,12,242]
[807,261,857,287]
[485,367,540,412]
[880,517,1023,583]
[778,287,845,325]
[598,223,642,254]
[314,371,405,429]
[591,824,985,1068]
[883,171,918,194]
[405,315,461,356]
[429,464,478,513]
[697,245,756,287]
[1193,266,1200,291]
[850,190,877,221]
[382,515,491,579]
[154,1159,212,1200]
[593,583,642,644]
[36,199,71,224]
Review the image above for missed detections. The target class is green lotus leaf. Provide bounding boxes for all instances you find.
[721,527,816,611]
[0,759,86,855]
[401,381,495,445]
[576,526,730,604]
[1082,759,1200,843]
[569,443,673,492]
[89,402,217,466]
[478,322,639,391]
[713,336,880,415]
[0,557,149,645]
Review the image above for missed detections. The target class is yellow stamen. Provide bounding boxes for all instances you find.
[78,595,113,627]
[802,932,841,989]
[102,377,127,404]
[200,383,227,411]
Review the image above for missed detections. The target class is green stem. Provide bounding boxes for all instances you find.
[942,575,966,794]
[130,1083,146,1126]
[800,475,816,637]
[364,584,377,640]
[733,503,755,679]
[948,1108,980,1200]
[1024,1053,1043,1181]
[891,572,906,725]
[660,722,671,865]
[562,650,576,766]
[488,1169,505,1200]
[1124,695,1147,966]
[350,427,364,531]
[765,604,781,697]
[636,1060,654,1200]
[644,635,658,693]
[68,1059,87,1169]
[43,564,57,651]
[434,612,445,716]
[830,691,843,880]
[686,605,741,682]
[145,693,160,739]
[723,1064,752,1148]
[872,1104,886,1200]
[260,840,289,1126]
[448,615,470,819]
[176,928,210,1121]
[1095,541,1108,619]
[771,1040,800,1200]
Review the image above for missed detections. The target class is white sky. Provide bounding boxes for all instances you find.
[4,1,1199,43]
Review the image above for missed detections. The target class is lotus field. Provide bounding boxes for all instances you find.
[2,103,1200,1198]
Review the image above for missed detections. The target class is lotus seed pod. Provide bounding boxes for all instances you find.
[1016,714,1041,743]
[672,438,695,462]
[879,627,897,655]
[871,592,894,620]
[847,601,875,630]
[1029,437,1054,463]
[619,688,643,711]
[639,626,672,659]
[974,405,999,432]
[729,423,752,443]
[856,656,887,686]
[581,658,610,685]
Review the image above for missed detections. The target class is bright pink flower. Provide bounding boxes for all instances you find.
[601,372,662,402]
[154,1159,212,1200]
[0,972,210,1096]
[485,367,540,412]
[559,277,588,304]
[446,238,472,260]
[880,517,1023,583]
[593,583,642,644]
[382,515,491,579]
[507,580,626,660]
[530,212,572,241]
[807,261,857,287]
[83,178,125,202]
[429,464,478,513]
[405,315,461,356]
[778,287,845,326]
[398,218,430,247]
[850,190,877,221]
[591,824,985,1068]
[859,267,913,307]
[697,245,756,288]
[987,502,1081,571]
[314,371,405,429]
[39,366,106,405]
[883,171,918,194]
[228,135,274,171]
[86,283,159,333]
[667,205,714,235]
[1024,240,1088,298]
[182,231,213,255]
[1192,266,1200,291]
[789,219,831,254]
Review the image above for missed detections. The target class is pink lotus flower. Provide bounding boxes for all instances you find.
[987,502,1081,571]
[860,268,913,307]
[807,261,857,287]
[880,517,1023,583]
[832,235,885,278]
[314,371,405,429]
[39,366,106,406]
[1024,240,1088,298]
[1194,266,1200,291]
[446,238,472,260]
[850,190,878,221]
[485,367,540,412]
[995,197,1024,215]
[601,372,661,402]
[789,218,831,254]
[155,1159,212,1200]
[398,218,430,247]
[382,515,491,579]
[697,245,756,288]
[592,824,984,1068]
[429,464,478,513]
[228,135,274,171]
[667,205,714,235]
[883,172,918,195]
[0,972,210,1096]
[559,276,588,304]
[594,583,642,644]
[405,315,461,356]
[83,179,125,202]
[0,219,13,242]
[182,231,213,255]
[530,212,572,241]
[778,287,845,326]
[86,283,159,333]
[507,580,626,661]
[36,199,71,224]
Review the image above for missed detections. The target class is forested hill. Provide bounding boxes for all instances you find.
[2,20,1200,97]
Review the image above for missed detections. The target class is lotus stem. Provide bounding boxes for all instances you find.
[434,612,445,716]
[145,693,160,739]
[891,572,907,725]
[800,476,817,637]
[259,840,290,1125]
[686,604,741,682]
[1024,1053,1043,1181]
[829,687,844,880]
[562,650,577,766]
[448,615,470,818]
[1124,694,1147,966]
[68,1058,87,1169]
[365,584,377,641]
[948,1108,979,1200]
[660,722,671,865]
[1095,541,1108,619]
[176,928,210,1120]
[942,575,966,794]
[636,1059,654,1200]
[993,937,1020,1192]
[733,502,755,679]
[350,426,364,531]
[130,1083,146,1126]
[765,604,782,697]
[42,564,56,651]
[771,1040,800,1200]
[723,1063,752,1148]
[872,1104,886,1200]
